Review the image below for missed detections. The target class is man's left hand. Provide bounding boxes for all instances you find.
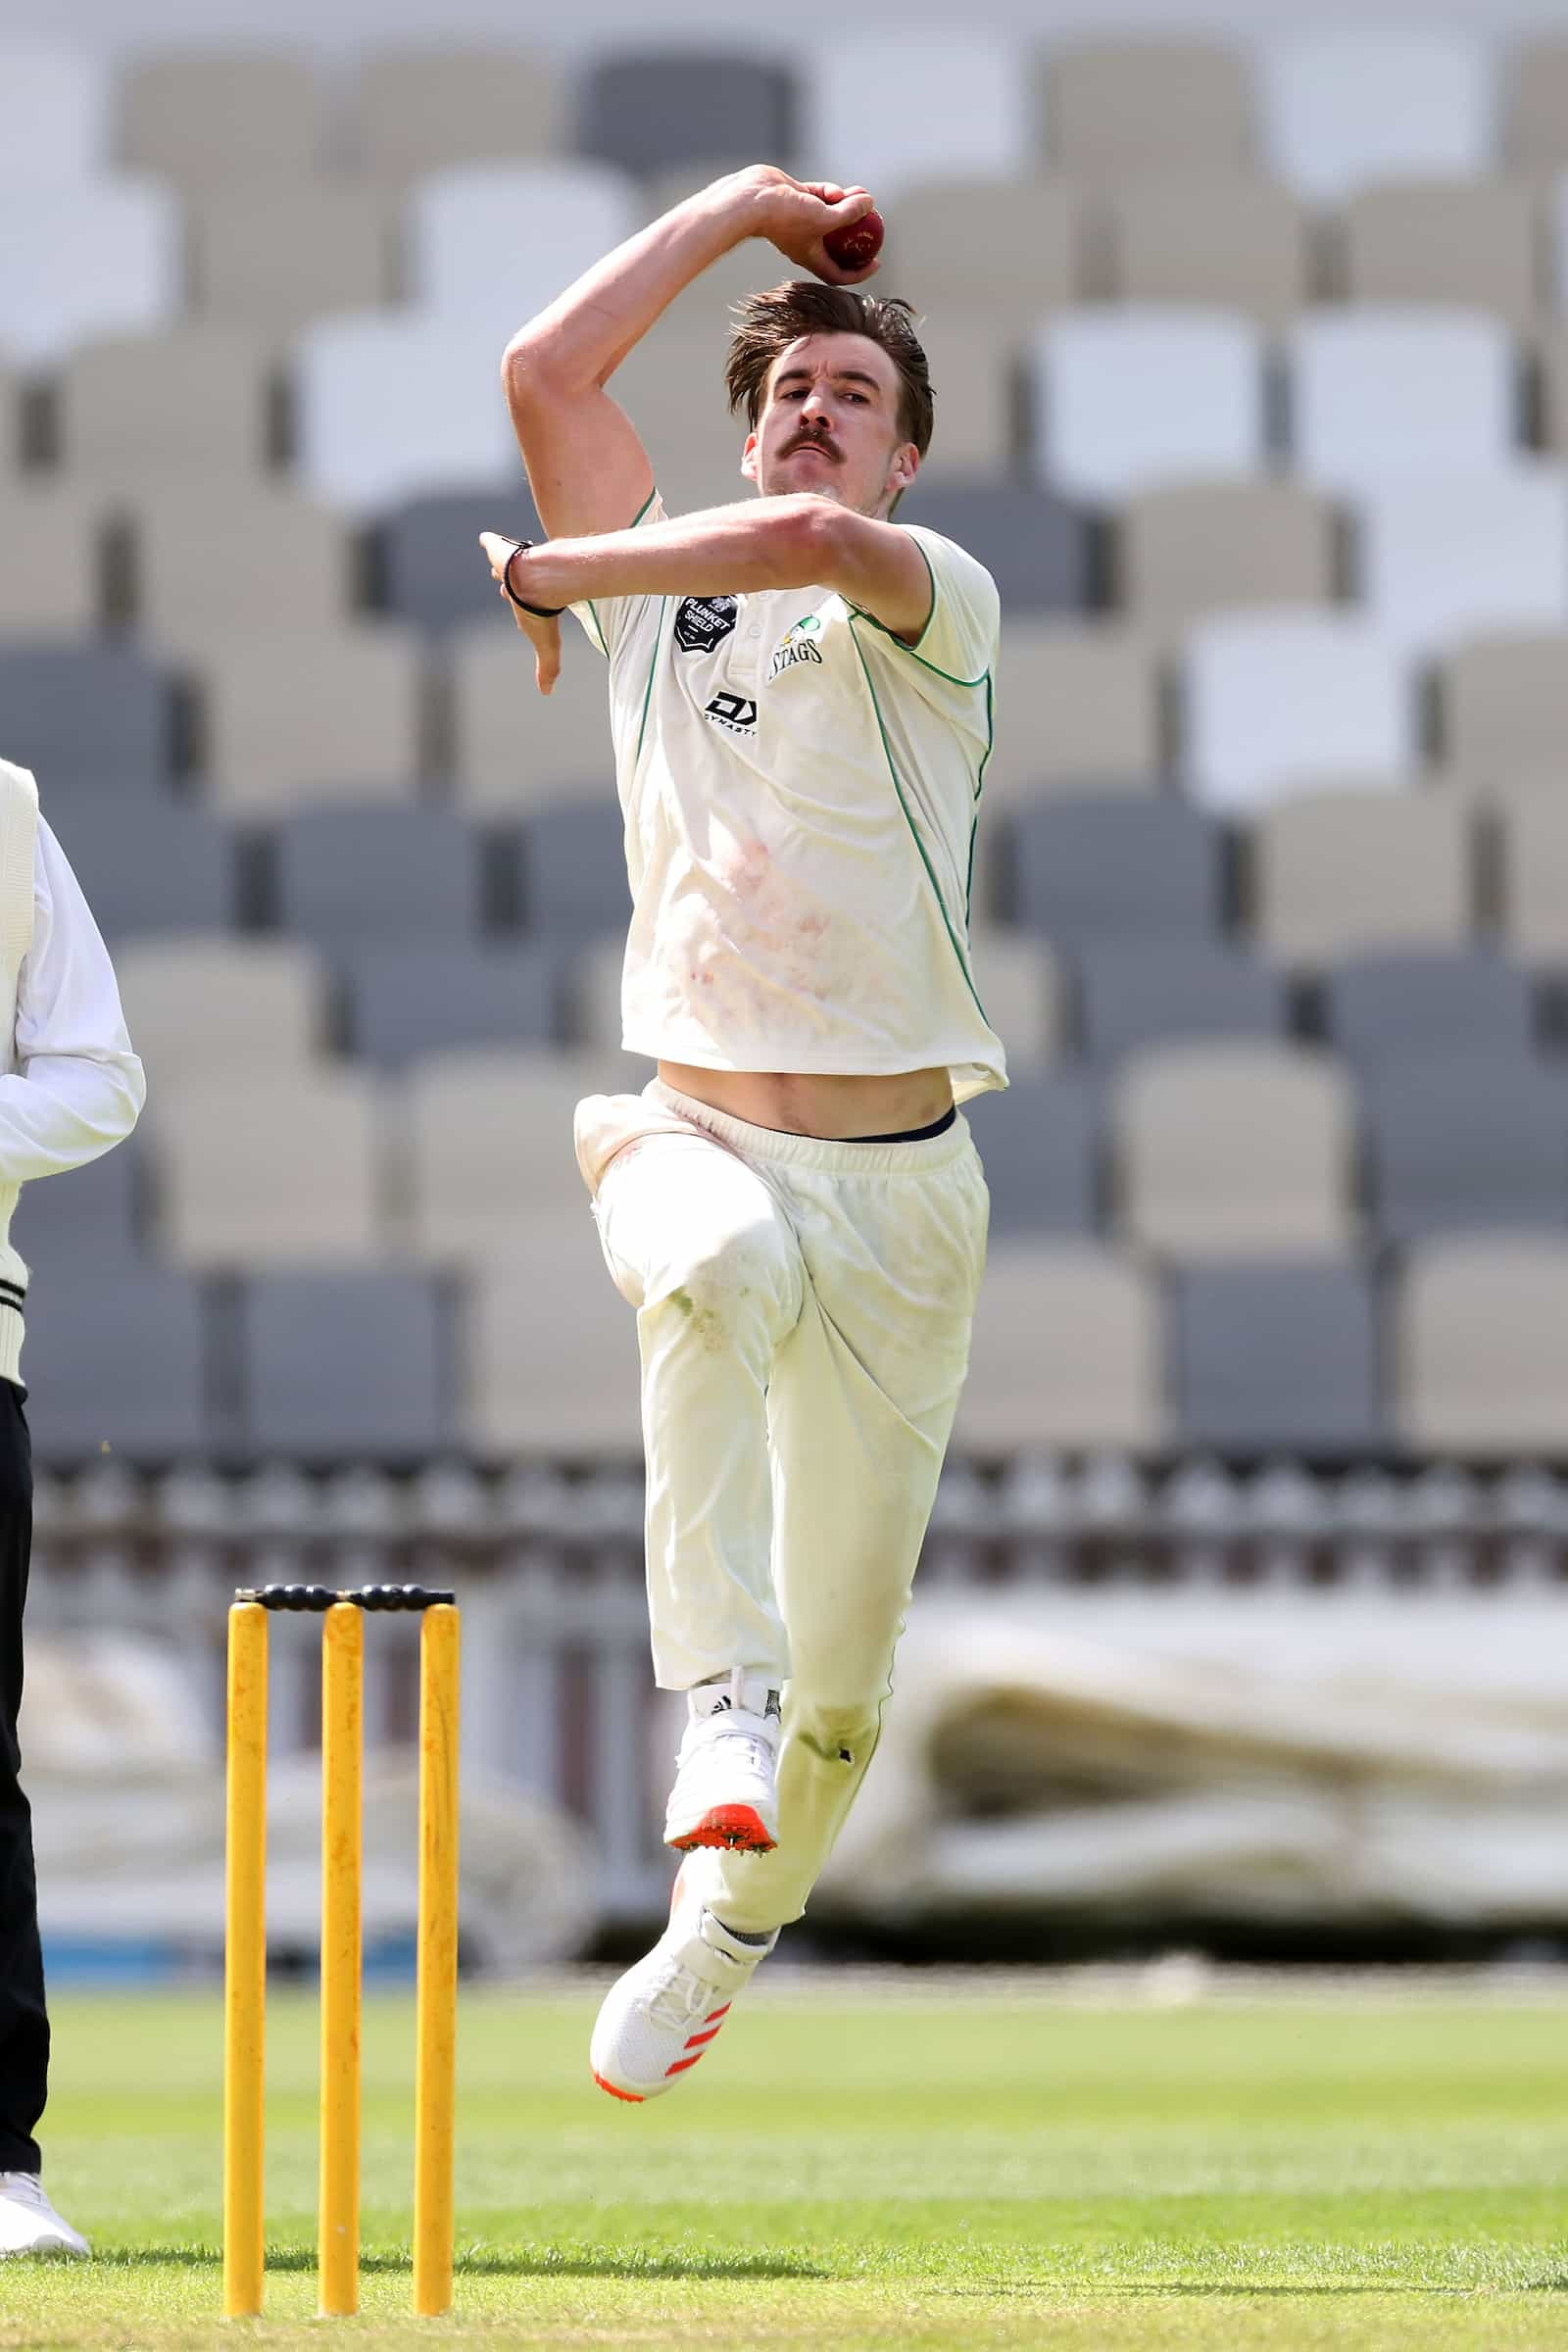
[479,532,562,695]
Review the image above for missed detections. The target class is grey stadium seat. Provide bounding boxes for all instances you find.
[378,479,543,634]
[518,806,631,941]
[14,1146,142,1275]
[896,481,1090,614]
[1323,950,1536,1072]
[41,797,234,938]
[344,943,561,1066]
[1366,1049,1568,1242]
[1171,1259,1383,1456]
[1004,797,1225,944]
[273,806,482,945]
[0,642,171,789]
[578,52,795,177]
[237,1271,453,1461]
[23,1267,214,1461]
[962,1074,1101,1238]
[1075,940,1288,1064]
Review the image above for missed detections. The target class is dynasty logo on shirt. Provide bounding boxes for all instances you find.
[674,595,739,653]
[704,691,758,735]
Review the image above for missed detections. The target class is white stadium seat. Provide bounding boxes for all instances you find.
[0,177,179,364]
[0,42,109,181]
[1355,466,1568,659]
[799,36,1035,198]
[1030,309,1265,501]
[408,161,640,331]
[1287,309,1519,495]
[1258,29,1495,201]
[293,311,516,514]
[1184,611,1416,813]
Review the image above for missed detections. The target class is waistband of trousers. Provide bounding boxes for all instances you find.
[648,1079,976,1177]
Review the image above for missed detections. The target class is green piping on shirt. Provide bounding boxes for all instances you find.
[585,486,660,660]
[849,619,991,1026]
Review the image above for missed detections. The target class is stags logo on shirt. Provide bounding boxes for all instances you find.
[674,595,739,654]
[768,617,825,682]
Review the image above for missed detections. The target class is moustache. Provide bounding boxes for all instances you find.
[784,432,841,462]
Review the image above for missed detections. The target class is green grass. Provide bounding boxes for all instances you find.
[4,1979,1568,2347]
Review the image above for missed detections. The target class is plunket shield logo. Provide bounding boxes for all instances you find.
[674,595,739,654]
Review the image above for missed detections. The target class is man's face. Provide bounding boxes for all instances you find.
[742,332,919,516]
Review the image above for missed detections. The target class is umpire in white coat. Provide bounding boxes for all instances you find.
[0,756,145,2258]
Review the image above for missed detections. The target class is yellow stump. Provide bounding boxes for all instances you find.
[318,1604,363,2319]
[413,1604,461,2318]
[222,1602,269,2320]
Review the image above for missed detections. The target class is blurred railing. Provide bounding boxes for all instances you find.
[29,1456,1568,1918]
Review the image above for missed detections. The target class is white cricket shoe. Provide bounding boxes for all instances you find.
[591,1866,778,2103]
[664,1671,781,1853]
[0,2173,89,2259]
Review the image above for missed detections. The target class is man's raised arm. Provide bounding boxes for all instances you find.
[503,166,882,544]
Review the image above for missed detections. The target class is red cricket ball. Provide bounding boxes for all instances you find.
[822,208,884,272]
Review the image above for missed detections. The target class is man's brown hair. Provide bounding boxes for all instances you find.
[724,280,935,458]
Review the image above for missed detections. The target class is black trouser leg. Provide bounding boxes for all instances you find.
[0,1382,46,2174]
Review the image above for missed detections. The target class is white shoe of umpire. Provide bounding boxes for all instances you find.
[663,1672,781,1854]
[0,2173,89,2259]
[591,1865,778,2103]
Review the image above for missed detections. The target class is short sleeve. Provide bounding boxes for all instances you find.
[892,526,1001,684]
[567,489,666,663]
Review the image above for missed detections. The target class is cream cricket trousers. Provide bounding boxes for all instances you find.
[573,1077,989,1934]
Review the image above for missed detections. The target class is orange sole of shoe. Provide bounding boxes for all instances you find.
[666,1804,777,1853]
[593,2070,645,2103]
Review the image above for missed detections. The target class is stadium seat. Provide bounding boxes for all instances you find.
[400,1048,616,1264]
[197,625,424,812]
[1495,792,1568,960]
[409,162,640,333]
[518,805,631,942]
[149,1070,385,1267]
[1250,789,1474,962]
[1113,1041,1357,1256]
[0,42,109,181]
[1096,181,1310,325]
[564,936,628,1055]
[880,177,1083,309]
[962,1073,1101,1237]
[0,177,180,363]
[352,45,559,180]
[1396,1233,1568,1456]
[1323,950,1536,1073]
[128,484,352,649]
[447,623,615,812]
[273,806,482,945]
[1074,939,1288,1064]
[189,181,396,332]
[801,38,1032,194]
[0,643,172,791]
[57,325,277,484]
[1340,180,1543,324]
[116,48,325,186]
[1366,1049,1568,1241]
[462,1223,644,1454]
[902,311,1025,481]
[15,1145,143,1275]
[984,622,1164,804]
[115,937,326,1084]
[954,1240,1166,1454]
[895,481,1090,612]
[580,51,796,179]
[379,479,545,635]
[1004,796,1224,943]
[22,1267,215,1461]
[0,487,103,634]
[1354,468,1568,659]
[964,929,1063,1077]
[1287,311,1519,494]
[35,798,232,940]
[1505,37,1568,172]
[1042,39,1254,179]
[1029,310,1266,502]
[1115,481,1337,634]
[1258,29,1494,201]
[343,942,560,1066]
[294,313,517,514]
[237,1270,454,1461]
[1438,629,1568,783]
[1171,1259,1383,1456]
[1183,612,1416,812]
[602,324,758,519]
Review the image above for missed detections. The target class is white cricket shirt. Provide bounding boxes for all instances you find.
[569,495,1007,1103]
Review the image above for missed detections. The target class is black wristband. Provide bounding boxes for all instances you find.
[503,540,566,618]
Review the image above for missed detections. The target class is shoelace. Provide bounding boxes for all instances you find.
[692,1728,774,1781]
[645,1956,732,2034]
[0,2175,50,2210]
